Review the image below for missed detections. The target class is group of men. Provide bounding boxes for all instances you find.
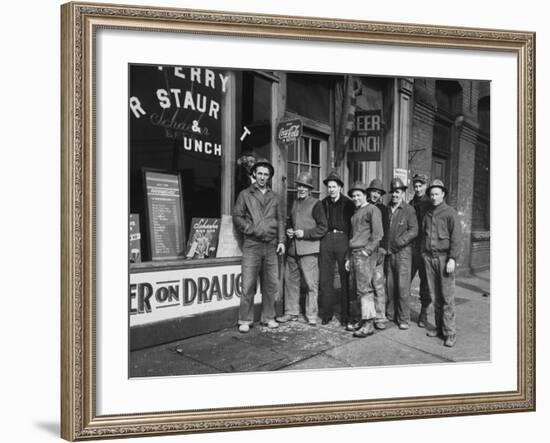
[232,157,461,348]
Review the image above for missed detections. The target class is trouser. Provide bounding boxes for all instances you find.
[319,232,350,322]
[284,254,319,321]
[411,247,431,309]
[372,256,387,323]
[386,246,413,324]
[351,252,377,321]
[238,240,279,325]
[423,254,456,336]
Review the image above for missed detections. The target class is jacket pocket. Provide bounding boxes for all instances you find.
[437,223,450,240]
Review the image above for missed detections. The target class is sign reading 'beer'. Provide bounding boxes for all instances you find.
[277,119,303,145]
[348,110,383,162]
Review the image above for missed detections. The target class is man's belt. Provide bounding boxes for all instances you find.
[329,229,345,234]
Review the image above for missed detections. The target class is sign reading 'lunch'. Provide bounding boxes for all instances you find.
[348,110,383,161]
[129,65,228,157]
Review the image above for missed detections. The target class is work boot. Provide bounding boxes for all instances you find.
[276,314,298,323]
[345,321,361,331]
[417,309,428,328]
[374,320,387,330]
[262,320,279,329]
[426,328,443,338]
[353,320,375,338]
[444,334,457,347]
[398,322,410,330]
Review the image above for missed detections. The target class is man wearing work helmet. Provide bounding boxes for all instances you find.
[277,171,327,326]
[232,158,286,333]
[366,178,390,330]
[409,173,432,328]
[383,178,418,330]
[422,179,462,348]
[344,181,384,338]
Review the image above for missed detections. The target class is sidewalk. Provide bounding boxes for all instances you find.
[130,271,490,377]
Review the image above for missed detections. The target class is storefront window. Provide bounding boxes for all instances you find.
[129,64,226,261]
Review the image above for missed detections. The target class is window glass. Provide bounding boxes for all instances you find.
[129,64,226,260]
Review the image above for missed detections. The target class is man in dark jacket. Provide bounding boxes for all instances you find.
[422,180,462,347]
[384,178,418,330]
[366,178,389,330]
[277,171,328,326]
[409,173,432,327]
[318,171,355,325]
[232,158,285,333]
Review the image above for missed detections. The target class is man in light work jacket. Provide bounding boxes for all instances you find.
[409,173,432,327]
[277,171,328,326]
[422,179,462,347]
[344,181,384,338]
[319,171,355,326]
[384,178,418,330]
[232,158,285,333]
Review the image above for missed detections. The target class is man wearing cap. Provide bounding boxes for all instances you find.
[366,179,390,330]
[318,171,356,325]
[409,173,432,328]
[422,180,461,347]
[344,181,384,338]
[384,178,418,330]
[233,158,286,333]
[277,171,328,326]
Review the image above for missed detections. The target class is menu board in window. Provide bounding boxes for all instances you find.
[144,170,186,261]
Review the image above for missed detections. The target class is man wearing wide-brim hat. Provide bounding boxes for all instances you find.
[421,179,462,347]
[409,173,432,328]
[233,158,285,333]
[383,177,418,330]
[344,181,384,338]
[365,178,390,330]
[318,171,356,326]
[277,171,328,326]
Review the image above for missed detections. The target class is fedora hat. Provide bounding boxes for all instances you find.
[390,177,408,192]
[323,170,344,187]
[366,178,386,195]
[295,171,314,189]
[251,157,274,177]
[427,179,448,194]
[347,181,367,197]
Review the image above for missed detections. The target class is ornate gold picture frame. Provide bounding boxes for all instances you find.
[61,1,535,440]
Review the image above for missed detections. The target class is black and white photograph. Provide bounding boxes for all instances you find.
[128,64,491,377]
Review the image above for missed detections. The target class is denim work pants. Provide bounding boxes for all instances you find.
[423,254,456,336]
[372,258,387,323]
[351,252,377,320]
[411,248,431,309]
[319,232,350,322]
[284,254,319,321]
[386,247,413,324]
[238,240,279,325]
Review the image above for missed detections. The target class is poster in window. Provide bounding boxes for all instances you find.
[144,170,186,261]
[185,218,221,259]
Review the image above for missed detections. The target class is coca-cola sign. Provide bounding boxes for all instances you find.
[277,119,303,144]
